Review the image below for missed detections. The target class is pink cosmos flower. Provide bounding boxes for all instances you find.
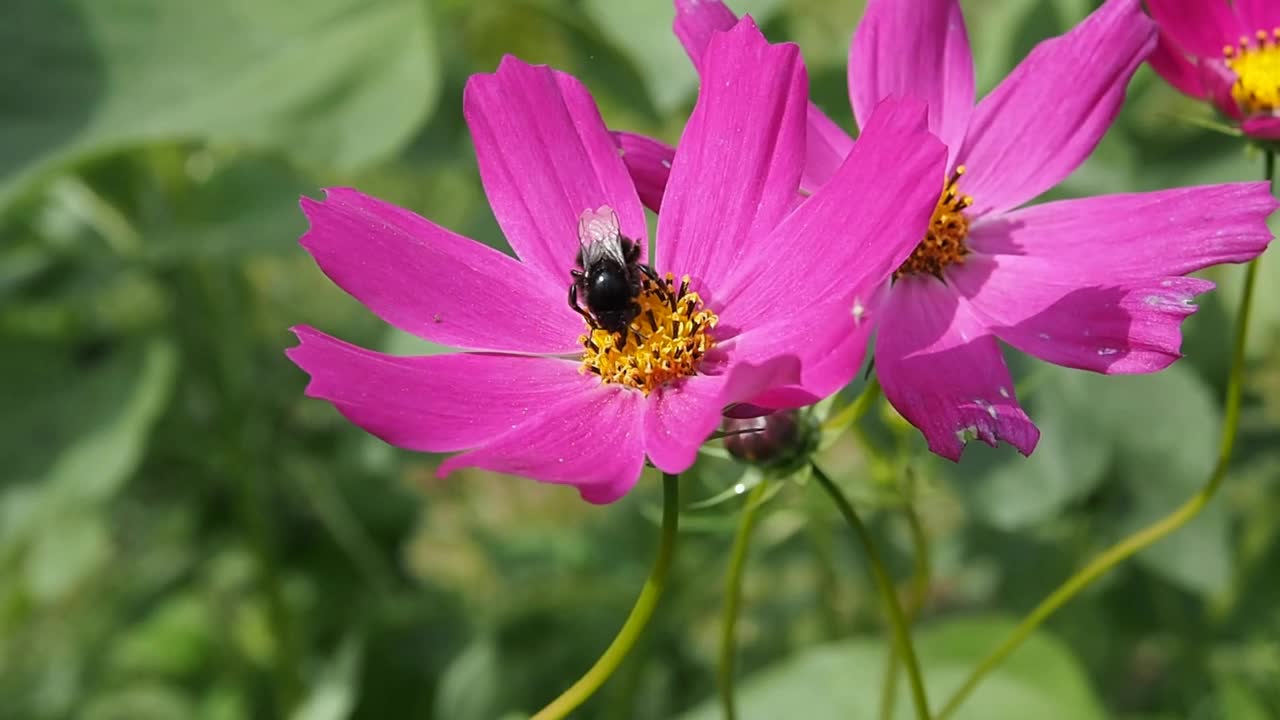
[619,0,1277,460]
[286,20,946,502]
[1148,0,1280,139]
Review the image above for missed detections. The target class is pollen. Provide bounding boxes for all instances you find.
[1225,29,1280,114]
[579,272,718,395]
[895,166,973,278]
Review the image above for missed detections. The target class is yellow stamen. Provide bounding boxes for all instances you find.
[895,165,973,278]
[580,272,718,395]
[1224,28,1280,114]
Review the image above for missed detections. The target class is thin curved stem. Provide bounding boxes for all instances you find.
[881,502,932,720]
[812,463,931,720]
[530,473,681,720]
[718,480,770,720]
[822,377,882,432]
[935,152,1272,720]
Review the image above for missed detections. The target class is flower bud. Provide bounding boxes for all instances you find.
[722,411,815,472]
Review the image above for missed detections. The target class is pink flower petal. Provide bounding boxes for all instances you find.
[285,326,592,453]
[715,98,945,334]
[958,0,1155,218]
[673,0,738,68]
[673,0,853,190]
[1148,29,1207,98]
[966,184,1277,280]
[300,189,580,354]
[1243,115,1280,139]
[952,256,1214,374]
[464,56,647,287]
[726,289,885,412]
[657,16,807,294]
[1146,0,1242,58]
[644,356,799,474]
[438,375,647,504]
[613,131,675,212]
[802,105,858,191]
[645,375,728,475]
[1198,58,1245,119]
[877,276,1039,460]
[849,0,974,167]
[1235,0,1280,34]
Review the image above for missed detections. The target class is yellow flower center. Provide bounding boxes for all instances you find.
[1225,29,1280,114]
[580,272,718,395]
[895,166,973,278]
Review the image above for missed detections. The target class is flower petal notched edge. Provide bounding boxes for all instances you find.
[656,15,808,295]
[876,276,1039,461]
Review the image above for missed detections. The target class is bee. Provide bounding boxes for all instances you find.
[568,207,658,348]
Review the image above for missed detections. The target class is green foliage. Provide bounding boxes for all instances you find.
[679,617,1105,720]
[0,0,439,206]
[2,1,1279,719]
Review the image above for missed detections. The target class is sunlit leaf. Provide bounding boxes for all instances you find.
[434,638,506,720]
[289,634,365,720]
[678,616,1105,720]
[0,0,440,208]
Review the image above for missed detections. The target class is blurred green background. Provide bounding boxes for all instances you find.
[3,0,1280,718]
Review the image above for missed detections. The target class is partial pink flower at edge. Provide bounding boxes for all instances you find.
[1146,0,1280,139]
[286,19,947,503]
[625,0,1278,461]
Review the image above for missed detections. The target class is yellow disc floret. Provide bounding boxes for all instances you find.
[1225,29,1280,114]
[895,165,973,278]
[580,272,718,395]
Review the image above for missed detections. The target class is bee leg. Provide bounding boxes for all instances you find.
[639,264,675,306]
[568,285,591,322]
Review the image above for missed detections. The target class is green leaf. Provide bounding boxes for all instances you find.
[289,634,365,720]
[678,616,1105,720]
[1214,675,1271,720]
[82,685,196,720]
[1100,367,1229,596]
[952,368,1113,531]
[0,336,176,500]
[434,638,506,720]
[0,0,440,208]
[963,0,1093,96]
[144,154,317,262]
[0,336,175,602]
[108,592,213,678]
[960,363,1227,595]
[23,508,111,603]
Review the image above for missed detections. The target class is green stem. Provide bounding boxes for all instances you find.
[934,151,1272,720]
[530,473,681,720]
[718,481,770,720]
[811,463,931,720]
[881,502,932,720]
[196,266,301,713]
[823,377,882,432]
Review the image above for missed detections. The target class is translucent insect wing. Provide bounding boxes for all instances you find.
[578,206,626,266]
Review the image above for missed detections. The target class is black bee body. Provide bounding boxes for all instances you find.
[568,207,652,347]
[577,239,642,333]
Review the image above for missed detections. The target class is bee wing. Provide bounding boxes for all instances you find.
[578,206,626,267]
